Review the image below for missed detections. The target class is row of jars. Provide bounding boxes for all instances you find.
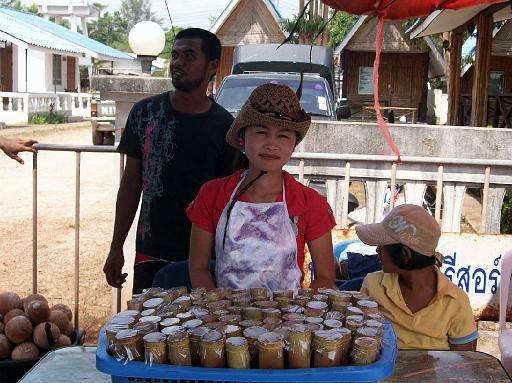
[104,286,384,368]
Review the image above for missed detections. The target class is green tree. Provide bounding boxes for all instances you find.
[88,11,130,52]
[120,0,163,30]
[327,11,358,48]
[3,0,40,14]
[159,27,184,60]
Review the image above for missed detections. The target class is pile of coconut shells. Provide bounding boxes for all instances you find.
[0,291,75,361]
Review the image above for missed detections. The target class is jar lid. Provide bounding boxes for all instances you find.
[243,325,268,339]
[188,326,211,338]
[206,321,225,330]
[365,319,384,329]
[213,309,230,317]
[160,317,180,327]
[272,290,294,297]
[304,322,322,332]
[167,329,188,342]
[261,308,281,316]
[354,336,379,350]
[332,327,352,338]
[281,305,303,313]
[305,316,323,324]
[323,319,343,329]
[358,300,378,309]
[307,301,328,310]
[257,331,284,345]
[219,324,240,336]
[190,308,209,317]
[325,311,344,321]
[105,322,129,334]
[173,295,192,305]
[317,288,336,295]
[142,297,164,309]
[115,329,139,341]
[201,330,224,343]
[161,325,186,335]
[356,326,379,338]
[139,315,161,324]
[141,308,156,316]
[143,332,167,343]
[346,315,365,324]
[239,319,263,328]
[263,317,282,325]
[314,329,342,341]
[133,321,158,333]
[366,313,384,322]
[176,311,194,319]
[109,316,135,326]
[346,307,364,315]
[226,336,248,347]
[117,309,140,318]
[184,319,203,329]
[312,294,329,302]
[282,313,306,322]
[287,323,309,333]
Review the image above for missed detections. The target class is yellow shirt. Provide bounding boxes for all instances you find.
[360,267,478,350]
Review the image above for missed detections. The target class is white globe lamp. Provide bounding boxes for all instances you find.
[128,21,166,74]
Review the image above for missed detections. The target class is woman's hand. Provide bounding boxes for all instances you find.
[189,224,217,290]
[307,231,336,289]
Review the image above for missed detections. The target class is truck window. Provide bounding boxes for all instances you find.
[216,77,331,117]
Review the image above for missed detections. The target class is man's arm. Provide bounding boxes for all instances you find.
[0,137,38,164]
[103,156,142,288]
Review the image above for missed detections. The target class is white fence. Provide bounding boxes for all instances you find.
[0,91,92,125]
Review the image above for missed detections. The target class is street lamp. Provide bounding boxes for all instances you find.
[128,21,166,75]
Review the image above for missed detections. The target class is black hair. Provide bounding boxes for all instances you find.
[386,243,436,270]
[175,28,221,62]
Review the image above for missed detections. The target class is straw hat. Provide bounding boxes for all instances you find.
[226,83,311,150]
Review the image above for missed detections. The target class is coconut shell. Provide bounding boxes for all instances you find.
[53,334,71,349]
[33,322,60,349]
[4,308,28,324]
[0,292,23,316]
[0,333,12,359]
[25,300,50,325]
[48,310,70,334]
[11,342,39,360]
[5,316,33,344]
[22,294,48,311]
[51,304,72,322]
[0,321,4,334]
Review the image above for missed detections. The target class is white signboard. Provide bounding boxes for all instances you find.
[437,234,512,321]
[358,66,374,95]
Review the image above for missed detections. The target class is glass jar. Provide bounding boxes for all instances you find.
[325,311,344,322]
[350,336,379,365]
[356,300,379,317]
[199,330,225,368]
[225,337,250,369]
[323,319,343,330]
[188,326,211,366]
[105,322,129,357]
[250,287,270,301]
[293,295,310,307]
[282,313,306,323]
[167,329,192,366]
[313,330,343,367]
[115,329,143,361]
[254,300,280,309]
[345,315,365,334]
[243,325,268,368]
[227,306,243,316]
[143,332,167,365]
[261,308,281,320]
[298,288,314,298]
[257,332,285,369]
[273,290,294,299]
[331,301,352,314]
[133,321,159,338]
[333,327,352,365]
[242,307,263,320]
[263,317,282,331]
[286,324,312,369]
[184,318,203,330]
[218,324,243,338]
[142,297,164,311]
[305,301,328,317]
[159,317,180,330]
[219,314,242,325]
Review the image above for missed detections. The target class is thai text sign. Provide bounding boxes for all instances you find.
[437,234,512,321]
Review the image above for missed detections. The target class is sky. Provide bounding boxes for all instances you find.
[105,0,299,30]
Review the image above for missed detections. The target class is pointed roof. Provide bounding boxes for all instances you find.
[210,0,282,34]
[0,6,132,60]
[334,16,445,78]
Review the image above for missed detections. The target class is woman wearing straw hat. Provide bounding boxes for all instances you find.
[186,83,336,291]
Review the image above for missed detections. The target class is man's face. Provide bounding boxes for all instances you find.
[171,38,216,92]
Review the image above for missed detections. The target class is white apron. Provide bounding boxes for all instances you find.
[214,173,302,292]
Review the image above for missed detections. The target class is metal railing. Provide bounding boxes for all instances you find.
[29,145,512,328]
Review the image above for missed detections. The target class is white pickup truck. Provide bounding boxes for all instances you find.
[90,98,116,145]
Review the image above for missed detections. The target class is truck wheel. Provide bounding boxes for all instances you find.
[103,131,115,146]
[92,128,104,145]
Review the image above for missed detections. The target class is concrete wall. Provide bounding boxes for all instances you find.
[297,121,512,160]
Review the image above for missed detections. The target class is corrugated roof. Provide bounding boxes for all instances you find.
[0,6,132,60]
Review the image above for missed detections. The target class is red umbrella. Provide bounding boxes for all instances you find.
[321,0,504,161]
[321,0,502,20]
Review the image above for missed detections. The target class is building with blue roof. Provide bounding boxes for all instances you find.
[0,6,132,95]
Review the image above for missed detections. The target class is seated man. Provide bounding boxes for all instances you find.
[356,204,478,350]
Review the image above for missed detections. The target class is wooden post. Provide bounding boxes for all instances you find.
[321,3,329,46]
[447,31,463,126]
[470,13,493,127]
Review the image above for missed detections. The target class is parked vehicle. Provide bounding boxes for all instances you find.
[90,96,116,145]
[215,44,349,120]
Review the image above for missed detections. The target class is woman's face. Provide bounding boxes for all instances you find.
[243,124,297,172]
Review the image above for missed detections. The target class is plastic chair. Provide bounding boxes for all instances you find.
[499,250,512,375]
